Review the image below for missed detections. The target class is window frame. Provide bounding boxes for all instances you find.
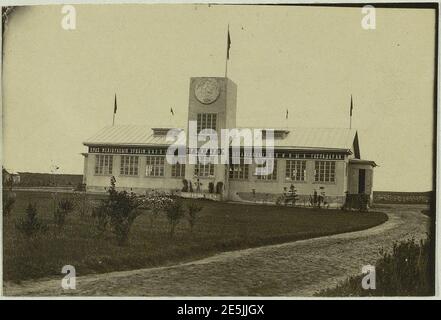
[314,160,336,183]
[197,113,217,133]
[194,159,215,178]
[285,160,306,182]
[229,160,250,180]
[119,155,139,176]
[94,155,113,176]
[145,155,165,177]
[171,163,186,178]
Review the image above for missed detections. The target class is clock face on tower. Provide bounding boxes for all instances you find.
[194,78,220,104]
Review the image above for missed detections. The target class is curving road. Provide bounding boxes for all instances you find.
[4,204,429,296]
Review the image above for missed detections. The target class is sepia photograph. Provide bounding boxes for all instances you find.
[0,1,438,301]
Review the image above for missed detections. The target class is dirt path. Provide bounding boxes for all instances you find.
[4,204,429,296]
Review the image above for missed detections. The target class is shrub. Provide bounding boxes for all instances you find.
[181,179,189,192]
[54,198,74,230]
[140,191,174,228]
[16,203,47,238]
[216,182,223,194]
[75,183,86,191]
[92,203,109,234]
[283,184,298,206]
[358,194,369,212]
[72,191,90,217]
[310,189,324,208]
[96,176,141,245]
[316,237,434,296]
[208,182,215,194]
[343,193,370,211]
[187,201,203,233]
[164,197,185,238]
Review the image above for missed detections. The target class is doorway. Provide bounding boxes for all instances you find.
[358,169,366,194]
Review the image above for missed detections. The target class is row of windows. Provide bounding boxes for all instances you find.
[95,155,185,178]
[95,155,337,182]
[229,159,336,182]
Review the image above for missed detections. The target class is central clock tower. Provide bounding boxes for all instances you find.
[185,77,237,197]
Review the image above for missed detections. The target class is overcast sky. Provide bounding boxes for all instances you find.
[2,4,436,191]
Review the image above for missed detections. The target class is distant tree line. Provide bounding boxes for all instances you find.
[12,172,83,188]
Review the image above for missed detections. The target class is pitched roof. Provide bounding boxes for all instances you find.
[266,127,357,151]
[84,125,358,153]
[83,125,185,146]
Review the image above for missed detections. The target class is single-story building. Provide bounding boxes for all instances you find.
[82,77,376,207]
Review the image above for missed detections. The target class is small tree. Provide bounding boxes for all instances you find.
[97,176,141,245]
[16,203,47,238]
[187,201,203,233]
[54,198,74,230]
[164,197,185,238]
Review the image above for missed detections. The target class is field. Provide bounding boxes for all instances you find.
[3,190,388,283]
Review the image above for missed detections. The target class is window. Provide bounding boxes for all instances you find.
[194,160,215,177]
[120,156,139,176]
[171,163,185,178]
[145,156,165,177]
[256,159,277,181]
[94,155,113,175]
[314,161,335,182]
[285,160,306,181]
[197,113,217,133]
[229,160,249,180]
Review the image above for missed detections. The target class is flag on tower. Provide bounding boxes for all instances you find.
[113,94,117,126]
[350,95,353,117]
[349,95,354,129]
[227,27,231,60]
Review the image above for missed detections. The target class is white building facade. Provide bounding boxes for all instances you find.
[83,77,376,207]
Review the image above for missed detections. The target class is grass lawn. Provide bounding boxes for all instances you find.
[3,190,388,283]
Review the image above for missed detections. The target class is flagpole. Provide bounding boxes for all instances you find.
[225,24,229,78]
[113,94,117,126]
[349,95,353,129]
